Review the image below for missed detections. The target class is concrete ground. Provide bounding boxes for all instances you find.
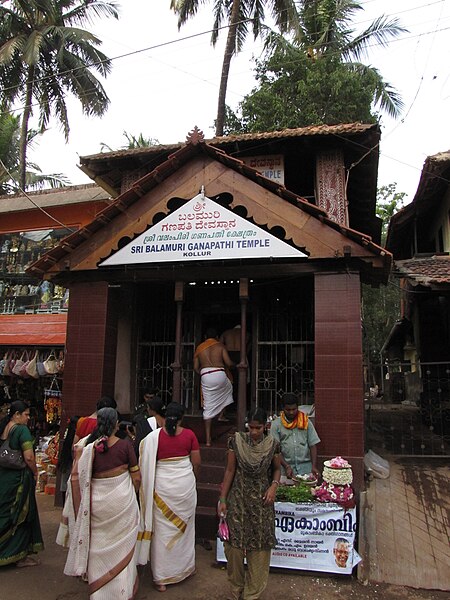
[360,456,450,590]
[1,494,449,600]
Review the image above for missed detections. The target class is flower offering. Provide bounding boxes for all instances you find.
[312,456,355,508]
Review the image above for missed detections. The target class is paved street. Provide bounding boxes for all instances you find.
[1,494,448,600]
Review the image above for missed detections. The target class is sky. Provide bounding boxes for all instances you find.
[26,0,450,205]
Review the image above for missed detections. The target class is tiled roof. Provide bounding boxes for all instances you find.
[395,255,450,286]
[0,184,110,213]
[80,123,377,162]
[386,151,450,256]
[28,136,390,279]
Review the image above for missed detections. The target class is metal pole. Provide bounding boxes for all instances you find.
[238,278,249,431]
[172,281,184,403]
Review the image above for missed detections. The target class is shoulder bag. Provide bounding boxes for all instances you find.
[12,352,26,376]
[25,350,39,379]
[0,425,26,470]
[43,353,59,375]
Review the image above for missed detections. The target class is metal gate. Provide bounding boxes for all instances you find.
[366,360,450,456]
[255,279,314,416]
[136,279,316,416]
[136,284,196,413]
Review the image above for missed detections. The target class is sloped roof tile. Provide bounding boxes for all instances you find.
[395,255,450,286]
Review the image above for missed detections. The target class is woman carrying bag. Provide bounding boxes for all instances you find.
[218,407,281,600]
[0,401,43,568]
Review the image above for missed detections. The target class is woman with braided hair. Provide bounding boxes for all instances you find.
[64,407,140,599]
[137,401,201,592]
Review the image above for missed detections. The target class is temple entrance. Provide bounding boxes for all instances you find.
[135,277,315,415]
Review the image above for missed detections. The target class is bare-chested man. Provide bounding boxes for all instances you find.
[194,328,234,446]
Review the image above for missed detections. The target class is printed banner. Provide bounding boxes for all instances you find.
[99,192,306,266]
[217,502,361,574]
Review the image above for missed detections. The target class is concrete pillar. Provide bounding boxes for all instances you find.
[61,281,118,420]
[314,272,364,491]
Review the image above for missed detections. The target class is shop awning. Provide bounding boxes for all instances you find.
[0,313,67,346]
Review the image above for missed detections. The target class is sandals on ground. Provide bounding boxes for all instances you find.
[16,556,41,568]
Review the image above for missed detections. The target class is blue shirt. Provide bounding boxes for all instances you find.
[270,415,320,476]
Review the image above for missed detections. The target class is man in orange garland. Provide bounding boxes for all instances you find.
[194,328,234,446]
[270,393,320,480]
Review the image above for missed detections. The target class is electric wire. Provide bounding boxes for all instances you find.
[0,1,447,106]
[0,3,448,197]
[0,157,75,231]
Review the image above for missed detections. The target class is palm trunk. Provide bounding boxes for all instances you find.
[19,66,34,190]
[215,0,241,137]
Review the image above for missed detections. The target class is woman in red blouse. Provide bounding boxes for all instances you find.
[137,402,201,592]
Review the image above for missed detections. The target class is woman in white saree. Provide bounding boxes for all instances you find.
[64,408,141,600]
[137,401,200,592]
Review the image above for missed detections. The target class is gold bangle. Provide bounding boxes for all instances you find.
[272,480,280,486]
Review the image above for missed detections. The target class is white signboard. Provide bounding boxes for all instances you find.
[241,155,285,184]
[217,502,361,575]
[99,193,306,266]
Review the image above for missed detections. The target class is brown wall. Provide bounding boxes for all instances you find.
[314,272,365,491]
[61,281,118,420]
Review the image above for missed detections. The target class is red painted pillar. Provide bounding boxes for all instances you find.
[61,281,118,421]
[314,272,365,491]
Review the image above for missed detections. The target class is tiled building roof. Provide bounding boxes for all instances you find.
[80,123,377,162]
[28,134,390,281]
[395,255,450,287]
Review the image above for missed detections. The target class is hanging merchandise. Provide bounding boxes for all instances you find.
[45,431,60,465]
[44,375,62,424]
[43,352,59,375]
[25,350,39,379]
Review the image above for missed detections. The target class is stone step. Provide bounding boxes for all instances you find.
[197,481,221,507]
[198,462,225,484]
[183,415,236,445]
[195,506,219,541]
[199,444,227,465]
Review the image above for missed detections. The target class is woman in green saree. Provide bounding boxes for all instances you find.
[0,401,44,567]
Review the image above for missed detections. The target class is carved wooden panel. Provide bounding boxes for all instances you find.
[315,150,347,226]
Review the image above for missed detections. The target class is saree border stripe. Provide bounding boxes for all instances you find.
[137,530,152,541]
[153,492,187,533]
[88,546,135,595]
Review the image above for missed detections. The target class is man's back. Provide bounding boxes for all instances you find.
[197,341,233,369]
[220,327,241,352]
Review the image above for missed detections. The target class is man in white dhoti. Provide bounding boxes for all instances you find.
[194,328,234,446]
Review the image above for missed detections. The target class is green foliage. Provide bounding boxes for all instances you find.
[276,482,314,503]
[362,279,400,368]
[224,0,406,133]
[0,110,69,194]
[171,0,300,135]
[376,183,406,244]
[229,52,378,132]
[100,131,160,152]
[362,183,405,367]
[0,0,118,188]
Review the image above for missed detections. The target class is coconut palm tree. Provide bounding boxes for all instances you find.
[100,131,160,152]
[170,0,300,136]
[0,0,119,189]
[0,110,69,194]
[265,0,406,117]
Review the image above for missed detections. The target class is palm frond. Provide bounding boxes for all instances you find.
[346,62,404,118]
[343,16,407,62]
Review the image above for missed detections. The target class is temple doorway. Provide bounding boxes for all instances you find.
[135,277,314,415]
